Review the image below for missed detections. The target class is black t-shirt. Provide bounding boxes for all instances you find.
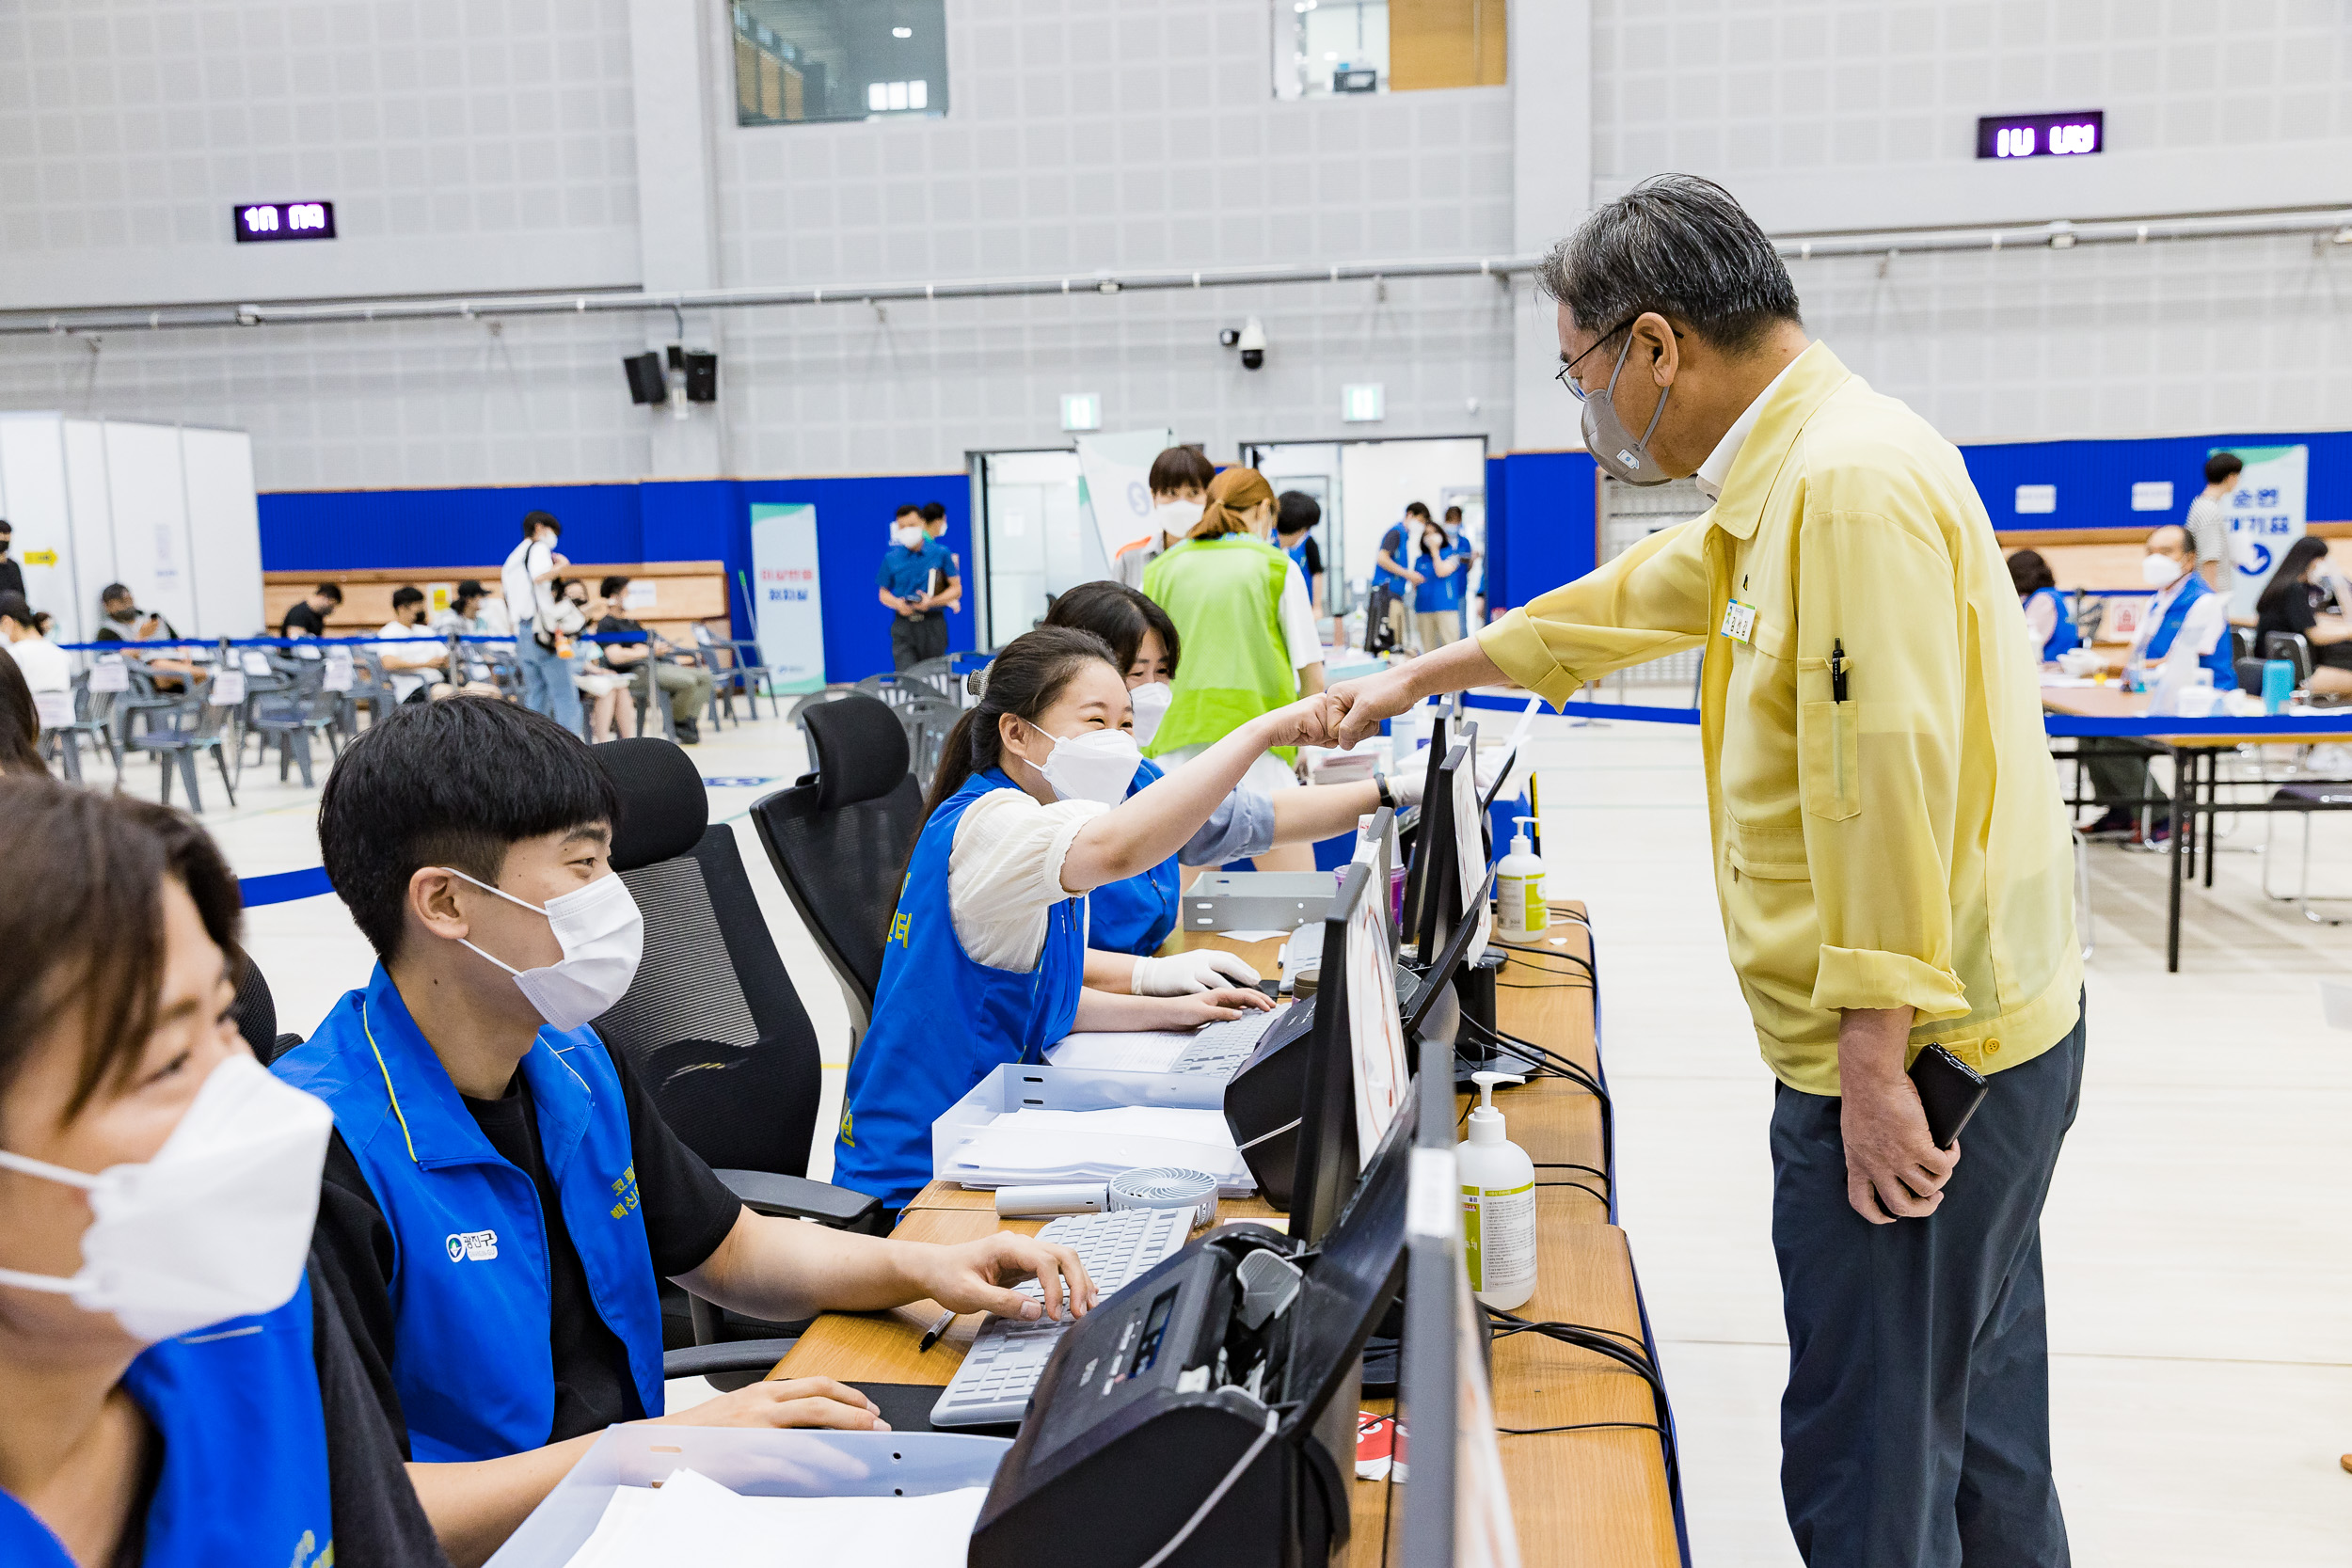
[309,1045,743,1453]
[0,557,22,599]
[106,1259,453,1568]
[2258,582,2318,645]
[1281,534,1324,578]
[282,601,327,638]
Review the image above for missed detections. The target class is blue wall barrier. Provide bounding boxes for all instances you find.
[261,475,977,686]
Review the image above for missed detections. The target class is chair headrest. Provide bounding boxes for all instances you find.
[596,737,708,871]
[803,694,914,810]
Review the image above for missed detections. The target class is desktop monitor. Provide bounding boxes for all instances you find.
[1397,1037,1522,1568]
[1412,728,1491,970]
[1287,861,1410,1249]
[1351,804,1399,958]
[1398,707,1450,946]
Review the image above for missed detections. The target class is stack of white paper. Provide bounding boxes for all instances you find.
[565,1468,988,1568]
[944,1106,1253,1194]
[1044,1030,1198,1073]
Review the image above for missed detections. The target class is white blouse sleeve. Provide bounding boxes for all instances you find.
[946,788,1110,971]
[1278,562,1323,672]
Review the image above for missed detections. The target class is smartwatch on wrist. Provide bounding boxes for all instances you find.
[1375,772,1395,810]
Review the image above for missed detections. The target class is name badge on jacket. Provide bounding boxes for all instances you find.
[1720,599,1757,645]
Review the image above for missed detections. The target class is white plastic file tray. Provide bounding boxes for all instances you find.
[1180,869,1339,931]
[931,1062,1246,1193]
[484,1425,1010,1568]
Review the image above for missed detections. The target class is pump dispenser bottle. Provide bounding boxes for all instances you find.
[1458,1070,1537,1308]
[1494,815,1547,942]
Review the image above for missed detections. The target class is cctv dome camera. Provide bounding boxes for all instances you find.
[1237,316,1267,372]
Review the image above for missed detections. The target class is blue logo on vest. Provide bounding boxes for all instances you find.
[445,1229,499,1262]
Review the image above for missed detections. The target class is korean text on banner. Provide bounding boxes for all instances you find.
[751,502,827,694]
[2219,444,2307,617]
[1074,428,1175,564]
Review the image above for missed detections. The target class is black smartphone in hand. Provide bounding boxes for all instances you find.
[1908,1043,1988,1150]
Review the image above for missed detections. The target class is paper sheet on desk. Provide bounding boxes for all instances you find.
[1047,1003,1295,1073]
[947,1106,1253,1192]
[565,1469,989,1568]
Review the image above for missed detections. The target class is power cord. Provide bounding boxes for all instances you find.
[1483,1307,1680,1492]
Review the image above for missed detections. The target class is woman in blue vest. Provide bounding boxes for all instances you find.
[1408,515,1469,655]
[0,780,445,1568]
[2006,549,2080,664]
[1043,582,1421,957]
[835,626,1333,1211]
[273,698,1097,1564]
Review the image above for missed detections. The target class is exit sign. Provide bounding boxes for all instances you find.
[1977,111,2102,160]
[234,201,336,242]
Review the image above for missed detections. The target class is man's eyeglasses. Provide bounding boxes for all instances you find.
[1553,314,1680,402]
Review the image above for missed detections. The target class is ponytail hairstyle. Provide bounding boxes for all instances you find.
[1186,467,1277,541]
[1043,581,1181,679]
[926,626,1121,815]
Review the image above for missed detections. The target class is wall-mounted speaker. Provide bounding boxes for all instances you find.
[622,352,667,405]
[682,351,719,404]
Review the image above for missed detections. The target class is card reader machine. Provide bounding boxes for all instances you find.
[968,1087,1418,1568]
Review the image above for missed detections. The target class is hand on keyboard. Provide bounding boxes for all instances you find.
[908,1231,1101,1323]
[1141,985,1276,1032]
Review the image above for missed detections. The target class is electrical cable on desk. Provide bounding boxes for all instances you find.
[1484,1312,1680,1489]
[1485,1307,1649,1353]
[1461,1016,1605,1101]
[1498,1419,1665,1438]
[1536,1179,1609,1203]
[1536,1160,1611,1180]
[1496,979,1595,991]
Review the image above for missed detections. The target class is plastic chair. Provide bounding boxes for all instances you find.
[249,659,343,786]
[590,739,883,1386]
[128,688,239,812]
[748,695,926,1053]
[899,655,961,705]
[44,675,125,786]
[693,625,775,723]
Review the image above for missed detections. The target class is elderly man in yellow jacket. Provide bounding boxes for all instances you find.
[1325,175,2082,1568]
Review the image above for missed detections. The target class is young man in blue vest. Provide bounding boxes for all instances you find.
[277,699,1092,1565]
[2080,523,2236,843]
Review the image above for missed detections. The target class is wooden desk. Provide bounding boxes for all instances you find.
[772,907,1675,1567]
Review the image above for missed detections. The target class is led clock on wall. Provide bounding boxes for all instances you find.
[1977,112,2102,160]
[233,201,336,242]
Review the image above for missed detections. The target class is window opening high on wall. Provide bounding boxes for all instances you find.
[732,1,948,126]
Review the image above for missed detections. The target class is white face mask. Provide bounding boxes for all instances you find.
[2142,553,2186,589]
[1127,680,1174,746]
[892,525,926,550]
[1151,499,1203,540]
[1026,725,1143,808]
[0,1055,331,1343]
[443,867,644,1032]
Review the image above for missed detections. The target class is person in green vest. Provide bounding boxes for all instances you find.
[1140,466,1327,873]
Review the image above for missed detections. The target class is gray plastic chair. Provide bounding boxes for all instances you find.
[129,690,239,812]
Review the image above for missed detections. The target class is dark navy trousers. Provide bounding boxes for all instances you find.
[1771,1002,2086,1568]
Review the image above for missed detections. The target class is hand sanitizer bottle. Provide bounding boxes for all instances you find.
[1494,815,1547,942]
[1458,1071,1537,1308]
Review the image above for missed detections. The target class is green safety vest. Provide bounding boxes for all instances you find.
[1140,534,1299,763]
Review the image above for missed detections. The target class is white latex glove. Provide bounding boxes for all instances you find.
[1388,767,1425,808]
[1130,950,1263,996]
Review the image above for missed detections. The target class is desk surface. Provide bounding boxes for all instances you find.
[2040,683,2350,746]
[771,907,1675,1568]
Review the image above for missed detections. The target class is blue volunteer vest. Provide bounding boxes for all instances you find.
[1412,546,1464,613]
[2142,572,2237,689]
[0,1276,334,1568]
[1283,537,1312,575]
[2026,587,2079,662]
[273,966,665,1462]
[1088,759,1180,957]
[834,768,1088,1210]
[1371,525,1410,593]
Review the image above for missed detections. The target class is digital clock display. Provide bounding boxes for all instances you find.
[1977,112,2102,161]
[233,201,337,243]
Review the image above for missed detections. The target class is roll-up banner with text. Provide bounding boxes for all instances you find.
[750,501,826,693]
[2219,443,2306,617]
[1074,427,1175,564]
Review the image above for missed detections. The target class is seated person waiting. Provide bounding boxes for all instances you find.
[1043,581,1422,956]
[274,699,1095,1566]
[0,781,446,1568]
[2254,535,2352,698]
[591,575,715,744]
[833,626,1337,1213]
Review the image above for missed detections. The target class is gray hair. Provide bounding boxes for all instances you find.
[1535,173,1801,354]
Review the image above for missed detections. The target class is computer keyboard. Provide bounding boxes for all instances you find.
[1168,1005,1286,1075]
[930,1205,1195,1429]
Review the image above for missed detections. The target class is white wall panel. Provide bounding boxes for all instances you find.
[180,426,264,635]
[99,420,197,632]
[62,420,120,621]
[0,414,86,640]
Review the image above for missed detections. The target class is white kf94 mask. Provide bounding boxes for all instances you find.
[444,866,645,1032]
[1127,681,1174,747]
[0,1054,332,1343]
[1030,726,1144,808]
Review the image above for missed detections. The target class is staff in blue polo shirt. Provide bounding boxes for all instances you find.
[0,780,446,1568]
[877,501,961,671]
[275,699,1091,1565]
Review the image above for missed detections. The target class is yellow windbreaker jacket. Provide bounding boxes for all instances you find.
[1479,342,2081,1093]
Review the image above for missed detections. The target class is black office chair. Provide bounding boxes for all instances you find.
[591,737,883,1390]
[748,695,927,1053]
[2264,631,2314,688]
[230,956,306,1065]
